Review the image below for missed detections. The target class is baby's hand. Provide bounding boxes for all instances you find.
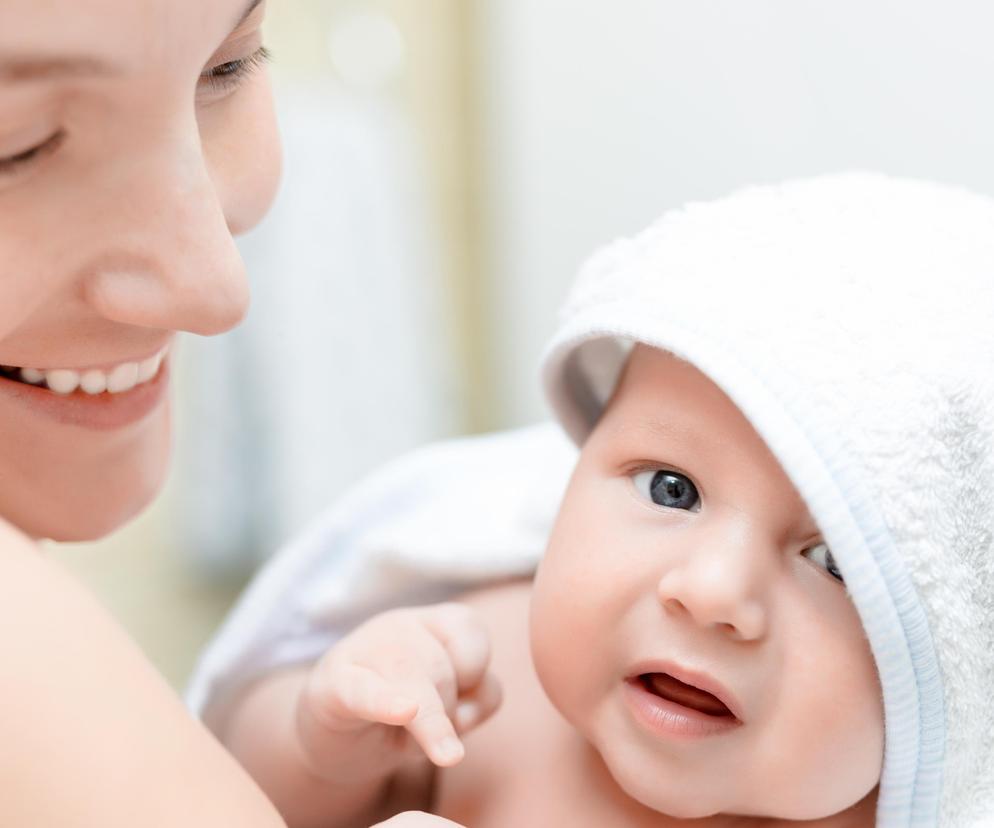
[296,603,501,782]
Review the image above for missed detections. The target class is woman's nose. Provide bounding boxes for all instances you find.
[656,533,770,641]
[80,132,249,336]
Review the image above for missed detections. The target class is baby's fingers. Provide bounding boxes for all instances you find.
[453,671,502,734]
[420,603,491,694]
[403,679,465,767]
[311,662,419,730]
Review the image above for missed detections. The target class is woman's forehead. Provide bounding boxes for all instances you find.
[0,0,258,72]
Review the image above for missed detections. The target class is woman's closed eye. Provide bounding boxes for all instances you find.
[0,47,270,181]
[0,130,66,179]
[632,469,701,512]
[802,542,845,584]
[199,46,272,95]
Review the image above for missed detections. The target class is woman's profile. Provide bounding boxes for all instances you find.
[0,1,451,825]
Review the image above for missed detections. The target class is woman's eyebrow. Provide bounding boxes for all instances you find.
[0,0,262,83]
[0,55,118,83]
[232,0,264,30]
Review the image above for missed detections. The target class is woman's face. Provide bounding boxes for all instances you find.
[0,0,280,540]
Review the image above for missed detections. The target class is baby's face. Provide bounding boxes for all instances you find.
[530,346,883,821]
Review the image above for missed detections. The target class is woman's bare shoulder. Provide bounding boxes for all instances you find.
[0,519,286,827]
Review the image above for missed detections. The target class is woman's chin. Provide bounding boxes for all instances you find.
[0,412,172,543]
[43,488,162,542]
[12,470,167,542]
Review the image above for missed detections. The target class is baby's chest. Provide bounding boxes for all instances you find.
[434,708,615,827]
[431,581,565,822]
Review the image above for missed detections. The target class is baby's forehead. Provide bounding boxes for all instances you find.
[594,346,817,521]
[605,346,750,437]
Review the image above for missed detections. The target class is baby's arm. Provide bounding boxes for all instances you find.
[215,603,502,828]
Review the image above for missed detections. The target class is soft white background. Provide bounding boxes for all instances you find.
[478,0,994,424]
[55,0,994,686]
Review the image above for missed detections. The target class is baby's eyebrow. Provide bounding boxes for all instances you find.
[605,417,713,462]
[618,417,704,446]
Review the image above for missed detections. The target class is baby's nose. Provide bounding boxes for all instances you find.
[656,548,768,641]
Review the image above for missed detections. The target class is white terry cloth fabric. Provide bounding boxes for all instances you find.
[542,173,994,827]
[186,423,577,717]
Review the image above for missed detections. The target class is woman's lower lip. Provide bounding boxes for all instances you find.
[0,359,170,431]
[622,677,743,739]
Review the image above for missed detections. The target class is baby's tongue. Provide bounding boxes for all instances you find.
[645,673,732,717]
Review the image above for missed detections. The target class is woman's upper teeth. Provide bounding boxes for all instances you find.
[16,347,167,395]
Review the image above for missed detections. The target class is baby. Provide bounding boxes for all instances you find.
[200,174,994,827]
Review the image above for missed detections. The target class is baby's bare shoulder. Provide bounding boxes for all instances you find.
[457,578,535,667]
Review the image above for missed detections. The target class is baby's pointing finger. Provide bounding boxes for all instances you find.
[420,603,491,693]
[403,679,465,767]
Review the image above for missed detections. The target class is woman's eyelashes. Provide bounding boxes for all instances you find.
[199,45,272,94]
[802,542,845,584]
[0,130,66,179]
[632,469,701,512]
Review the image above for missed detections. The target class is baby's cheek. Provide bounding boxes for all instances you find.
[758,629,884,818]
[529,555,604,727]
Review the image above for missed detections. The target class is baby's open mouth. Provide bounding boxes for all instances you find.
[638,672,734,718]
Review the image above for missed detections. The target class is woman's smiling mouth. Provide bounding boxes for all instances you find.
[0,346,172,430]
[0,345,169,395]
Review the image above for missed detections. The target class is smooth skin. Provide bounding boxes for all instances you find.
[0,0,457,825]
[216,603,502,827]
[220,346,883,827]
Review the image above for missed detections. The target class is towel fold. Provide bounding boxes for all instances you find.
[186,423,576,717]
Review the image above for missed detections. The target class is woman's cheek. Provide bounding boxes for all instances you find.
[202,70,282,236]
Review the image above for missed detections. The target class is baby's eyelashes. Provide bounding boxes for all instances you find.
[802,542,845,583]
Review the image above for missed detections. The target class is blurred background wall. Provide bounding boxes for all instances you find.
[52,0,994,688]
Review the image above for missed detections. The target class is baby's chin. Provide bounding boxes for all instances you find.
[599,736,874,824]
[578,719,727,819]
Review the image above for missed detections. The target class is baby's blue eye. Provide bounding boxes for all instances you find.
[632,470,700,511]
[802,543,844,583]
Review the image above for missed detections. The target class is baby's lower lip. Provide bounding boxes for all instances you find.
[622,677,743,740]
[0,358,170,431]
